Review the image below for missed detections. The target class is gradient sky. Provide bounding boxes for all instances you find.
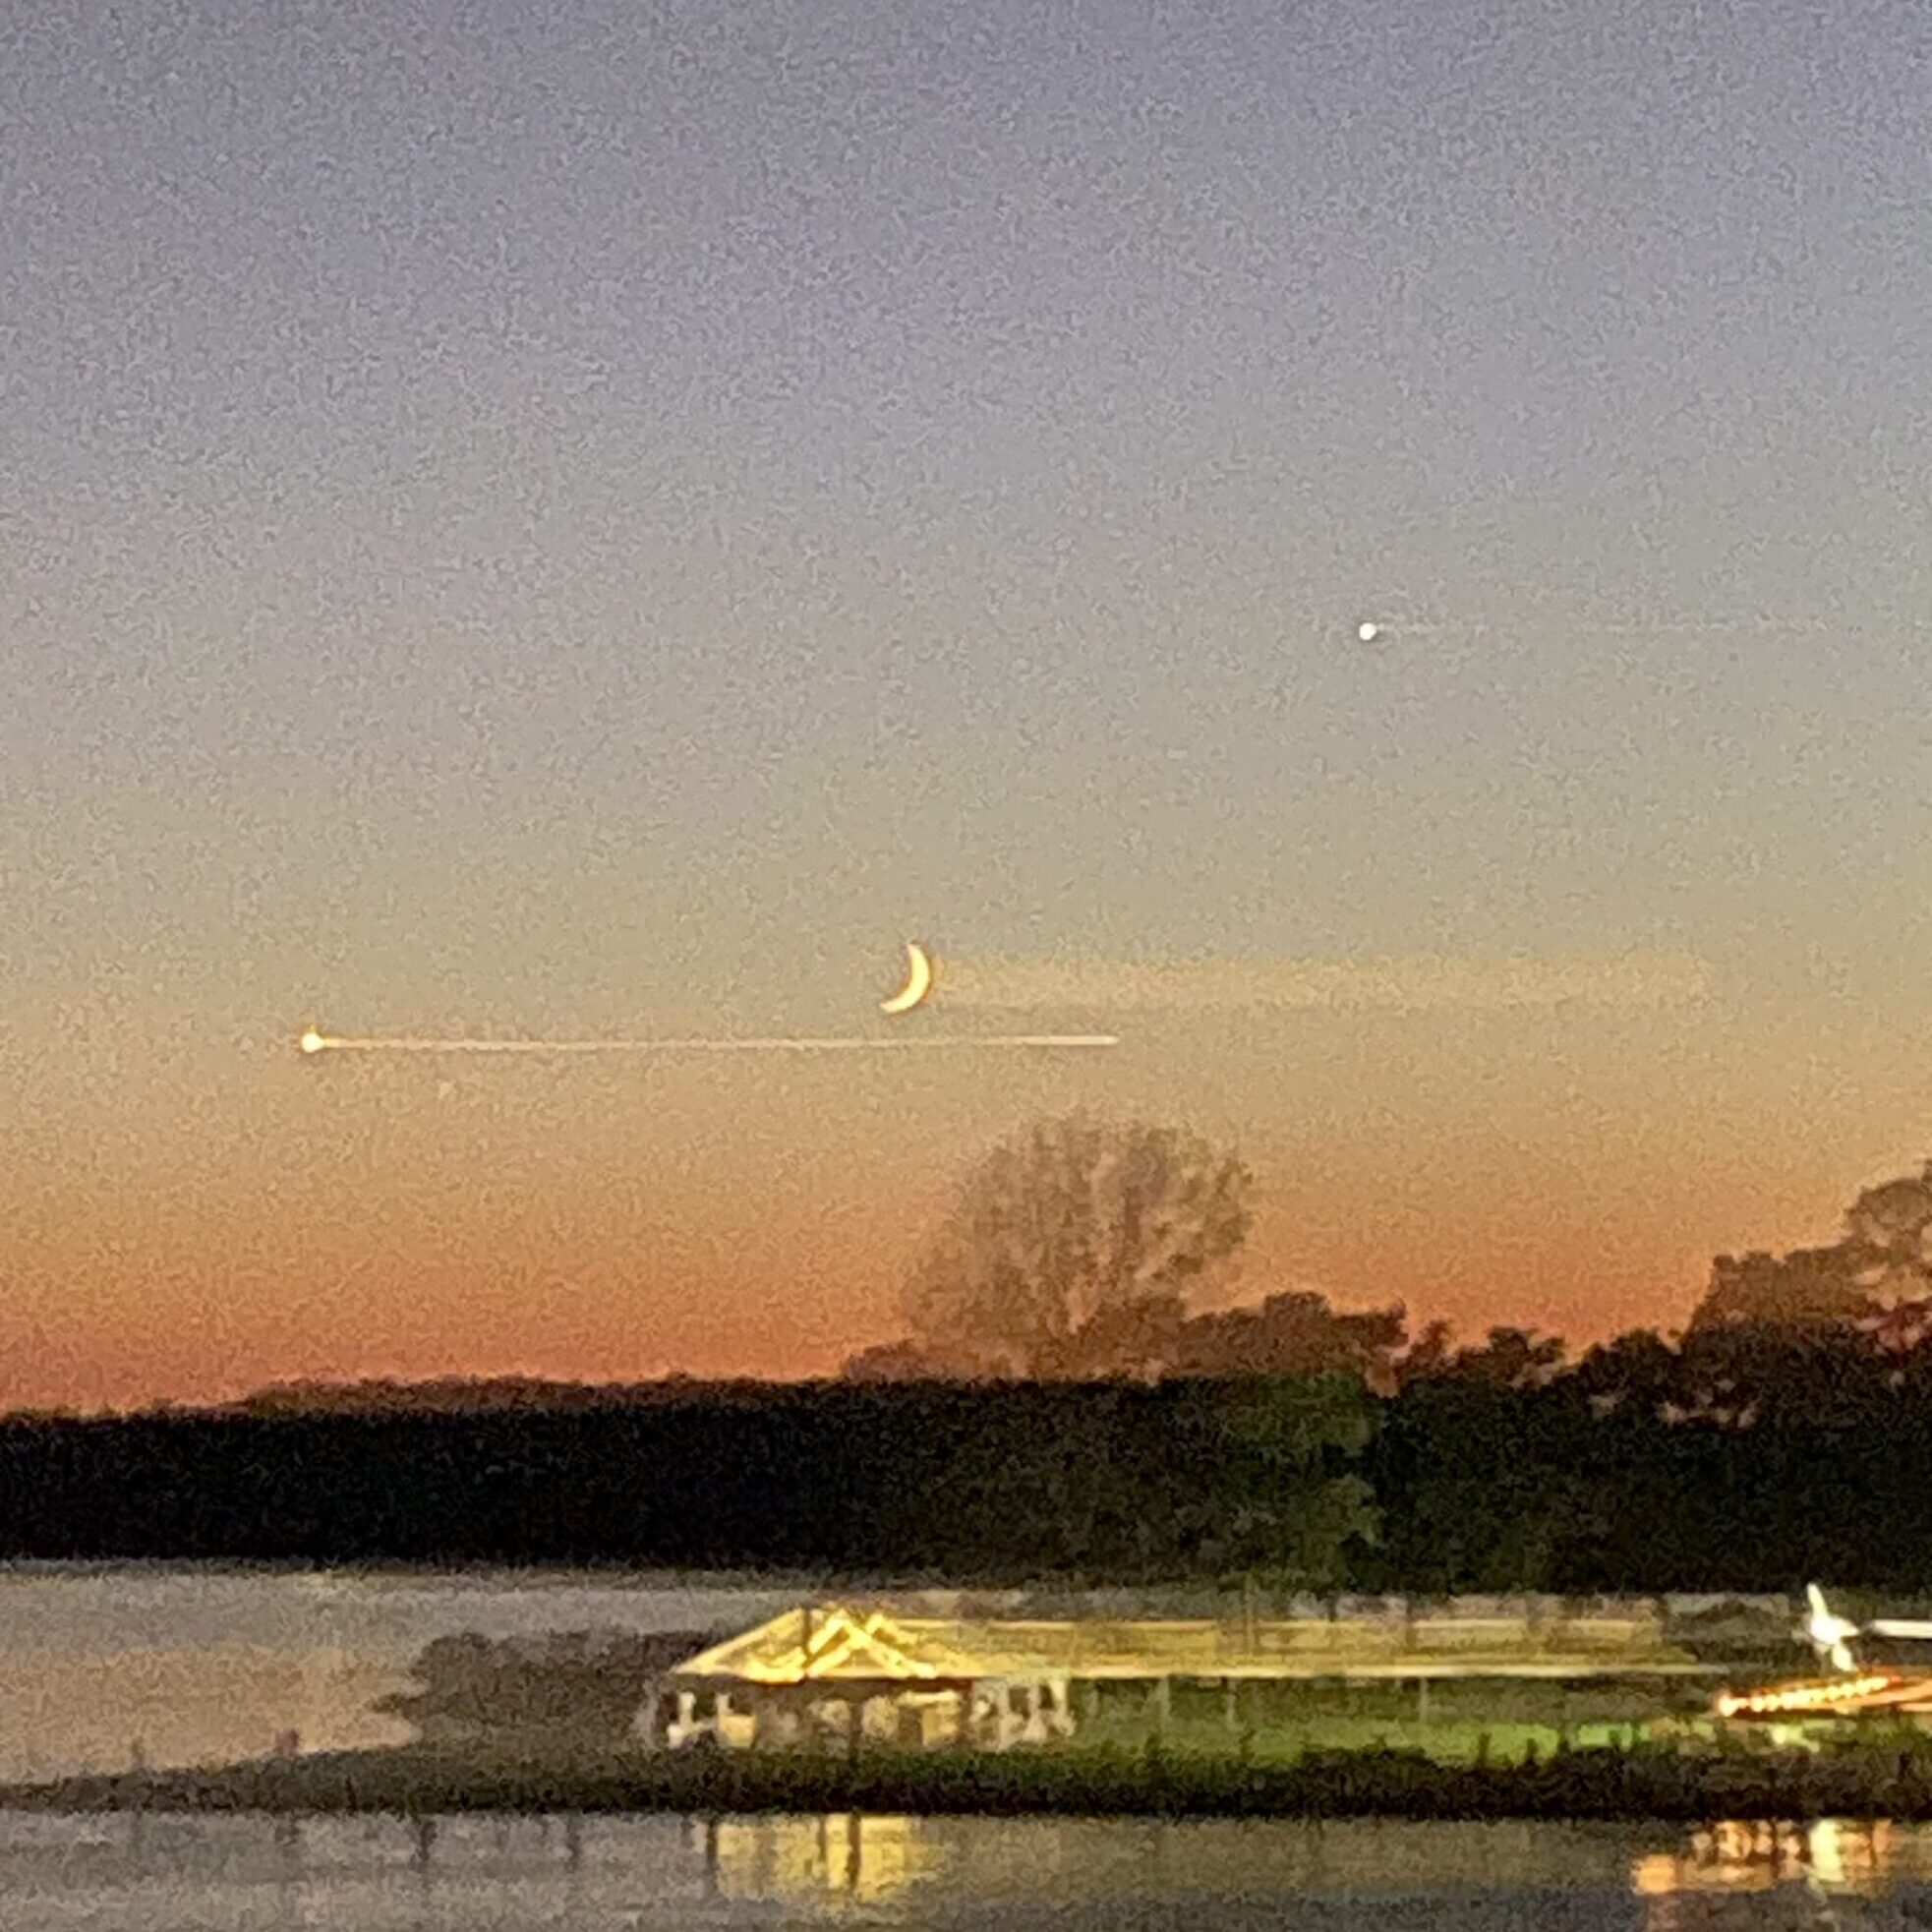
[4,0,1930,1410]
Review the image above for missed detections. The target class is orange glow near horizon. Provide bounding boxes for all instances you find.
[4,923,1924,1416]
[0,1133,1873,1414]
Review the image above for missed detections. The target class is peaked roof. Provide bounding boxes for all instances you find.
[671,1606,970,1684]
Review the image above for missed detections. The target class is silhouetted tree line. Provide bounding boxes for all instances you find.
[2,1329,1930,1588]
[850,1117,1932,1388]
[1365,1158,1932,1594]
[5,1122,1930,1592]
[0,1331,1927,1589]
[0,1378,1375,1580]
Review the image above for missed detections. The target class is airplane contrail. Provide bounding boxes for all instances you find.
[298,1028,1120,1057]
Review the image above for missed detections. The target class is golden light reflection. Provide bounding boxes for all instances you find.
[1632,1818,1896,1907]
[709,1812,938,1903]
[1630,1851,1680,1897]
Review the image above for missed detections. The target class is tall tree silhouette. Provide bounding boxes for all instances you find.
[903,1114,1252,1377]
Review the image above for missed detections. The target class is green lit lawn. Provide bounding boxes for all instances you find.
[1075,1714,1675,1765]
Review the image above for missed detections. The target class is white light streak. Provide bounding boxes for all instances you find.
[297,1030,1120,1056]
[1350,612,1893,642]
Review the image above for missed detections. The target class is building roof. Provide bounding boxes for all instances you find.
[668,1603,1721,1686]
[670,1608,965,1685]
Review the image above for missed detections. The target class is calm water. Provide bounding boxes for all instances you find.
[0,1565,802,1780]
[1,1814,1928,1930]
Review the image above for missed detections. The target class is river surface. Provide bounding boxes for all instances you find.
[0,1565,802,1780]
[2,1814,1930,1930]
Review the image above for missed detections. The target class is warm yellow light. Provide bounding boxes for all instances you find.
[1631,1852,1679,1897]
[298,1028,326,1056]
[1716,1672,1893,1718]
[731,1608,942,1683]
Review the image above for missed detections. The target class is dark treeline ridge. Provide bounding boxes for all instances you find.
[0,1379,1367,1578]
[9,1317,1932,1593]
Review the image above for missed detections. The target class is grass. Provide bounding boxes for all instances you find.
[1076,1714,1657,1766]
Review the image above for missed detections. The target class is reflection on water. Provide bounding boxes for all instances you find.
[1631,1819,1927,1930]
[703,1810,935,1902]
[8,1813,1932,1930]
[1633,1818,1896,1897]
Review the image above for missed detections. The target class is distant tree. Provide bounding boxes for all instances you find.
[1180,1376,1379,1591]
[840,1341,952,1382]
[1571,1327,1680,1416]
[376,1629,715,1749]
[902,1113,1253,1378]
[1395,1323,1566,1390]
[1688,1245,1871,1333]
[1393,1317,1456,1386]
[1368,1359,1585,1595]
[1167,1290,1409,1390]
[1869,1295,1932,1357]
[1685,1162,1932,1338]
[1673,1317,1886,1429]
[1050,1291,1194,1379]
[1446,1325,1567,1389]
[1843,1161,1932,1304]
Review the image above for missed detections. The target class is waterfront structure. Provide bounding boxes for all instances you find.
[649,1600,1722,1752]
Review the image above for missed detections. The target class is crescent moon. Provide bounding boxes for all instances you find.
[880,941,935,1015]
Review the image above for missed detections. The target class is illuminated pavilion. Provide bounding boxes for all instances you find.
[647,1601,1722,1752]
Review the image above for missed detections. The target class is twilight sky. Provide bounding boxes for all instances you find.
[4,0,1930,1410]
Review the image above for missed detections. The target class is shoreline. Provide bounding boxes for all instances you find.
[9,1741,1932,1825]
